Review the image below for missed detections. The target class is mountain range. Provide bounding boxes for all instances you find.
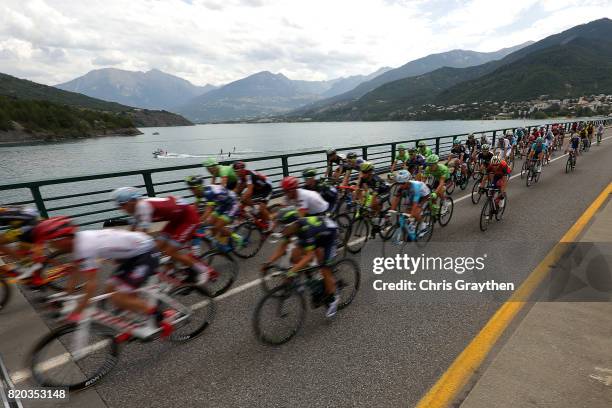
[56,68,216,111]
[292,18,612,121]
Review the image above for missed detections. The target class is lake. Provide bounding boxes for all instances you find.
[0,119,574,185]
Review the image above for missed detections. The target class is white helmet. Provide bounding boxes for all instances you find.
[111,187,142,205]
[491,155,502,165]
[395,169,412,183]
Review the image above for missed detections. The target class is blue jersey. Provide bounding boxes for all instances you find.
[570,135,580,149]
[531,143,547,154]
[292,217,337,250]
[395,180,431,203]
[204,185,237,209]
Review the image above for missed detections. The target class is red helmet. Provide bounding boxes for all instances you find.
[34,216,76,243]
[232,161,246,171]
[281,176,299,191]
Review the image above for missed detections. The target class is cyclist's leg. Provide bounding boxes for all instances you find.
[108,251,158,314]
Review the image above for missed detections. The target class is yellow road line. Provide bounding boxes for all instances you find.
[415,182,612,408]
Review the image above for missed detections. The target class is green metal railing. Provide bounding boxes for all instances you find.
[1,118,610,227]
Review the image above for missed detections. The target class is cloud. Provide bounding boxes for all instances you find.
[0,0,610,87]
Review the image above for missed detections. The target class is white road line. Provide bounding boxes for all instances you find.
[10,134,611,385]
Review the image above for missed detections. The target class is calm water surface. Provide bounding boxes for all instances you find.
[0,119,571,185]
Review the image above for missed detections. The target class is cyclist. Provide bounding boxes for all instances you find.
[390,144,409,172]
[203,158,238,191]
[579,126,589,150]
[355,162,390,227]
[479,134,489,148]
[423,154,450,200]
[33,217,170,338]
[233,161,272,227]
[417,140,432,158]
[111,187,211,284]
[477,144,495,190]
[596,123,604,144]
[587,122,594,144]
[495,133,511,161]
[185,175,206,213]
[465,133,479,163]
[483,155,510,209]
[566,131,581,158]
[544,127,554,161]
[200,184,241,252]
[325,149,346,180]
[405,148,426,177]
[447,139,467,178]
[340,152,363,186]
[0,206,43,281]
[261,207,339,318]
[528,137,547,173]
[281,176,330,216]
[389,170,431,237]
[302,168,338,214]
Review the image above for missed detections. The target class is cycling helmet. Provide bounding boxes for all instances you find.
[346,152,358,160]
[33,216,76,243]
[482,144,490,151]
[395,169,411,183]
[302,168,317,179]
[536,137,543,143]
[425,154,439,164]
[505,130,513,136]
[232,161,246,171]
[203,157,218,167]
[491,155,502,165]
[281,176,299,191]
[408,147,417,154]
[397,144,406,150]
[277,206,299,224]
[418,141,427,147]
[111,187,141,205]
[360,162,374,172]
[468,133,475,139]
[453,139,460,145]
[185,175,204,187]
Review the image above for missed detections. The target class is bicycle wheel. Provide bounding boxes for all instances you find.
[167,285,216,342]
[0,278,10,310]
[471,180,483,204]
[378,212,395,241]
[459,174,469,190]
[260,265,288,294]
[565,158,571,173]
[253,285,306,345]
[495,196,507,221]
[200,250,238,297]
[388,183,400,201]
[526,168,533,187]
[535,168,541,183]
[333,258,361,310]
[346,218,369,254]
[480,199,493,231]
[438,196,454,227]
[29,323,119,391]
[233,221,264,259]
[445,179,455,195]
[415,212,434,246]
[334,213,352,249]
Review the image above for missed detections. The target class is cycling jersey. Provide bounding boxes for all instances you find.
[465,139,478,153]
[303,181,338,210]
[240,170,272,199]
[290,216,338,264]
[570,135,581,149]
[284,189,329,215]
[134,197,200,244]
[73,229,155,272]
[205,184,239,221]
[395,152,409,163]
[406,154,426,173]
[0,207,39,243]
[531,143,547,154]
[341,159,364,172]
[424,163,450,181]
[359,174,390,195]
[395,180,430,204]
[418,146,433,157]
[218,165,238,190]
[487,161,511,178]
[450,145,467,160]
[477,151,494,165]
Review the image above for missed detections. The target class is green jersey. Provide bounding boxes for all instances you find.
[218,165,238,189]
[395,152,409,162]
[418,147,433,157]
[424,163,450,180]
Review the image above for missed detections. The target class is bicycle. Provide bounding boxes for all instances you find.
[479,183,507,232]
[525,159,541,187]
[427,191,454,227]
[565,150,577,173]
[596,131,603,145]
[253,257,360,345]
[29,279,215,391]
[386,209,434,247]
[445,164,469,194]
[471,171,485,205]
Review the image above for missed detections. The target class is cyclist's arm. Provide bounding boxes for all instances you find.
[263,240,289,267]
[242,184,254,202]
[289,248,316,275]
[73,266,97,314]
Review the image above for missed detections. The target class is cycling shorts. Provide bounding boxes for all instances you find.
[212,201,240,223]
[108,250,159,293]
[309,231,337,265]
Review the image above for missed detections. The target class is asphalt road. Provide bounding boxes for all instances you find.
[9,131,612,408]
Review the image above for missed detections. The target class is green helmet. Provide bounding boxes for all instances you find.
[482,144,490,151]
[302,168,317,178]
[426,154,439,164]
[203,157,218,167]
[277,206,299,224]
[360,161,374,172]
[185,175,204,187]
[418,141,427,147]
[397,144,406,150]
[453,138,460,145]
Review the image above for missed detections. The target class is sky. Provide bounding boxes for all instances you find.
[0,0,611,87]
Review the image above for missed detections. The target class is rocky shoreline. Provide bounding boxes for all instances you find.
[0,127,143,145]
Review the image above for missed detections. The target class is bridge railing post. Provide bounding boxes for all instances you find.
[390,143,396,163]
[142,172,156,197]
[281,156,289,177]
[435,137,440,155]
[30,185,48,218]
[362,146,368,160]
